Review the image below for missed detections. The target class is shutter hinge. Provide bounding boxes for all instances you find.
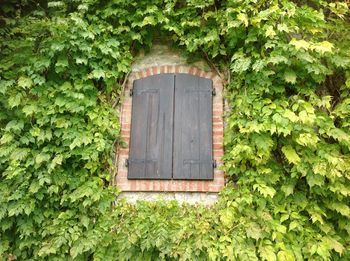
[212,88,216,96]
[125,159,129,167]
[213,160,217,168]
[129,88,133,96]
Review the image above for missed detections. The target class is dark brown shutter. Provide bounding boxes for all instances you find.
[128,74,174,179]
[173,74,214,180]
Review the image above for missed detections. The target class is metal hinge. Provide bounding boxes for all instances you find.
[213,160,217,168]
[125,159,129,167]
[212,88,216,96]
[129,88,133,96]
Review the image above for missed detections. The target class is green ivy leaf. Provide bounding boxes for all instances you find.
[18,76,33,89]
[282,145,300,164]
[290,39,310,50]
[259,246,276,261]
[283,109,298,122]
[284,70,297,84]
[277,250,294,261]
[246,223,263,240]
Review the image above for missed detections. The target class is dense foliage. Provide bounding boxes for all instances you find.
[1,0,350,260]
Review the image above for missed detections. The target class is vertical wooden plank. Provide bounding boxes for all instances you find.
[128,78,148,179]
[173,74,213,180]
[128,74,174,179]
[198,77,213,179]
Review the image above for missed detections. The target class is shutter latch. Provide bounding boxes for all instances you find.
[212,88,216,96]
[129,88,133,96]
[213,160,217,168]
[125,159,129,167]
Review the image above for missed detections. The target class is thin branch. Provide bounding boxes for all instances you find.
[201,49,225,81]
[112,71,131,109]
[110,71,131,188]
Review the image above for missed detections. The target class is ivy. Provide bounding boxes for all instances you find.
[1,0,350,260]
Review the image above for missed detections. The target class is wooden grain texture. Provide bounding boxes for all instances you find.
[173,74,213,180]
[128,74,174,179]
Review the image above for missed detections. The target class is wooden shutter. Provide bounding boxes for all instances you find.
[128,74,174,179]
[173,74,214,180]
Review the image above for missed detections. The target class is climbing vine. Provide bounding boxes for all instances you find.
[1,0,350,260]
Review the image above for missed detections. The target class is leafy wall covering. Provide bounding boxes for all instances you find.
[0,0,350,260]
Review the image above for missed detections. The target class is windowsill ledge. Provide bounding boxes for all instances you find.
[118,191,219,205]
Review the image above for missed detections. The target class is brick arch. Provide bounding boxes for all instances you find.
[116,65,225,192]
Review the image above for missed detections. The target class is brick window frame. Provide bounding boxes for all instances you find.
[116,65,225,192]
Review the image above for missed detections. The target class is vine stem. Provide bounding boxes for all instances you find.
[110,71,131,188]
[201,49,225,82]
[112,71,131,109]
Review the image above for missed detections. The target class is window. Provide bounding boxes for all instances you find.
[127,73,214,180]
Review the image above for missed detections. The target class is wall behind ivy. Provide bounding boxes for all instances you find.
[0,0,350,260]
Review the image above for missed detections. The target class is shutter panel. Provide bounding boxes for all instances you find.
[128,74,174,179]
[173,74,214,180]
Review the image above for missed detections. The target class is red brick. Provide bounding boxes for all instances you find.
[181,66,189,74]
[161,180,169,191]
[143,181,150,191]
[173,181,179,191]
[136,71,143,79]
[213,125,223,131]
[130,180,137,190]
[208,185,222,192]
[144,68,149,76]
[169,181,175,191]
[152,180,159,191]
[159,181,165,191]
[118,149,128,156]
[213,103,223,110]
[214,173,225,180]
[213,121,223,127]
[199,70,207,77]
[121,135,130,140]
[214,128,223,133]
[213,113,223,119]
[160,66,166,74]
[118,184,128,190]
[118,170,127,177]
[122,123,131,130]
[213,138,223,144]
[208,72,216,79]
[213,117,222,123]
[213,150,224,157]
[203,181,209,191]
[116,181,127,187]
[188,182,194,191]
[152,67,158,75]
[123,104,132,110]
[167,65,174,73]
[128,74,136,82]
[195,69,202,76]
[213,97,223,104]
[121,114,130,122]
[213,131,224,136]
[213,137,223,144]
[213,144,223,150]
[213,81,222,89]
[183,182,188,191]
[121,130,129,136]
